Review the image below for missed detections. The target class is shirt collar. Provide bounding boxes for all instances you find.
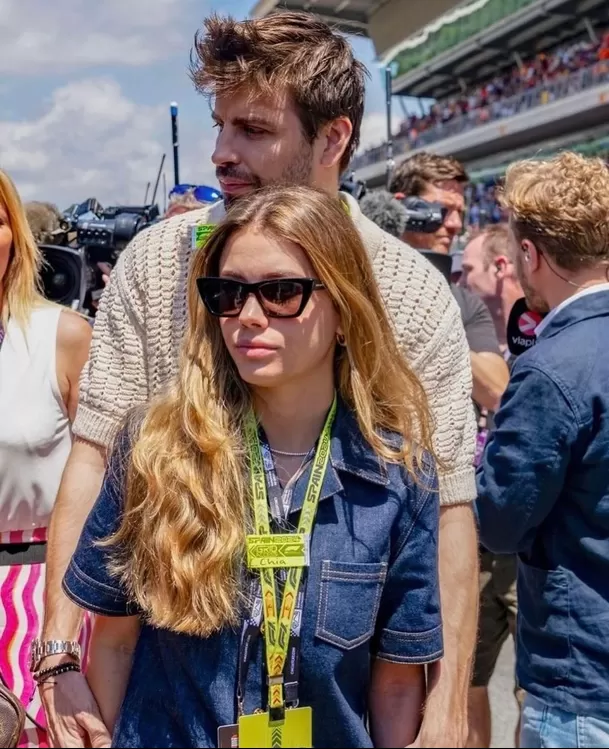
[288,400,392,514]
[535,283,609,337]
[328,401,392,486]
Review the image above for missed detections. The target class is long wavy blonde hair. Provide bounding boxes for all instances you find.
[109,186,436,637]
[0,169,46,327]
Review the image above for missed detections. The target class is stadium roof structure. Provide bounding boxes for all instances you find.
[391,0,608,100]
[250,0,375,36]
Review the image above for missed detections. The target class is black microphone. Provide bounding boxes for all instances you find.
[506,297,544,356]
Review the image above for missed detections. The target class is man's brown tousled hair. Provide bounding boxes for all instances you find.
[389,152,468,196]
[190,12,367,171]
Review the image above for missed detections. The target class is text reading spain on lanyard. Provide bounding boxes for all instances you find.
[238,395,336,748]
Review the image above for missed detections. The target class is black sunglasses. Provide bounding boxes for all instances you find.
[197,277,326,318]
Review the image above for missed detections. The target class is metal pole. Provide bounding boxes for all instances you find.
[170,102,180,187]
[151,153,166,206]
[144,181,151,204]
[385,66,394,190]
[162,173,167,214]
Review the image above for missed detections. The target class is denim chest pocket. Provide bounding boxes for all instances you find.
[315,561,387,650]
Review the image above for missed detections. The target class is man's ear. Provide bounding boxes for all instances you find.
[494,255,509,279]
[318,117,352,169]
[522,239,541,271]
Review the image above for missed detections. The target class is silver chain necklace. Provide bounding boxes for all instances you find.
[269,447,309,458]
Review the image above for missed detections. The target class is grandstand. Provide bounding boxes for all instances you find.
[250,1,463,57]
[350,0,609,186]
[250,0,609,216]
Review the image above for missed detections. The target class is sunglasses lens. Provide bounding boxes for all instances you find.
[193,185,222,203]
[259,281,306,317]
[198,279,311,317]
[200,280,244,316]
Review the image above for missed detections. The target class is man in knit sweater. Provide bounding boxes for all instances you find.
[40,13,478,748]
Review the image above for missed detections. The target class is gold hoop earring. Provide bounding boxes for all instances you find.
[336,333,346,346]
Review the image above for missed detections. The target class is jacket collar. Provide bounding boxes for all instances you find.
[537,287,609,341]
[288,399,392,515]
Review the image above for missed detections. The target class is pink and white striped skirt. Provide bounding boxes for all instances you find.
[0,530,92,748]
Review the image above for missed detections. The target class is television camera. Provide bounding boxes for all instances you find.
[40,199,160,316]
[396,196,447,234]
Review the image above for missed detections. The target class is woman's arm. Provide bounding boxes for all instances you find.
[86,615,141,736]
[56,309,92,422]
[369,659,425,748]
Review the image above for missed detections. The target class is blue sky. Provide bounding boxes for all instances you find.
[0,0,397,209]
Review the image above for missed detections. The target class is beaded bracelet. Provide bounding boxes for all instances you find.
[34,662,81,684]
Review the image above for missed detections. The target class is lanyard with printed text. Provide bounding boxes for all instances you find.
[237,441,309,715]
[243,394,336,724]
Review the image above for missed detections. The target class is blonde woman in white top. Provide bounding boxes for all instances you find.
[0,169,91,748]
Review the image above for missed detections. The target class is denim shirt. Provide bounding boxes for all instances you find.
[64,402,442,748]
[476,290,609,719]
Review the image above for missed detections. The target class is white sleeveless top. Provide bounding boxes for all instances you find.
[0,305,71,540]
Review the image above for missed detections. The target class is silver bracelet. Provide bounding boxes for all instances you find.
[29,639,81,673]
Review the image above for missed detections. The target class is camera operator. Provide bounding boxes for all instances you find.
[390,153,509,412]
[24,202,64,245]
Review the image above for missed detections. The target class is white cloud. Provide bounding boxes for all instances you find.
[0,0,203,73]
[0,76,219,208]
[0,77,396,211]
[0,77,208,207]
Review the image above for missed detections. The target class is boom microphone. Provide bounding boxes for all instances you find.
[506,297,544,356]
[359,190,453,283]
[360,190,407,238]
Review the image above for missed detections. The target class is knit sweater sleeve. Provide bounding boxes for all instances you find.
[72,229,150,449]
[368,227,477,506]
[413,288,477,506]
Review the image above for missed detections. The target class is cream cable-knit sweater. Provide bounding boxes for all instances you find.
[74,193,476,506]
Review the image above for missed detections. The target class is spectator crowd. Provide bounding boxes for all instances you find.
[353,30,609,169]
[2,12,609,749]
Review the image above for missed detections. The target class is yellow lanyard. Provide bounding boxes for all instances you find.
[244,395,337,722]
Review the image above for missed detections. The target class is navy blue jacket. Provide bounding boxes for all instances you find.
[476,289,609,719]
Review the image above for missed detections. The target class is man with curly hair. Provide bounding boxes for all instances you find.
[476,152,609,748]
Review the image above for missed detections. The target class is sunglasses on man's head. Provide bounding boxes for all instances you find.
[196,277,326,318]
[169,184,221,203]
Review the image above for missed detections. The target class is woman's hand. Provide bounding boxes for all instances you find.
[39,666,110,748]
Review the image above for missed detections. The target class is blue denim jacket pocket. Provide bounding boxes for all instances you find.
[315,561,388,650]
[519,563,571,682]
